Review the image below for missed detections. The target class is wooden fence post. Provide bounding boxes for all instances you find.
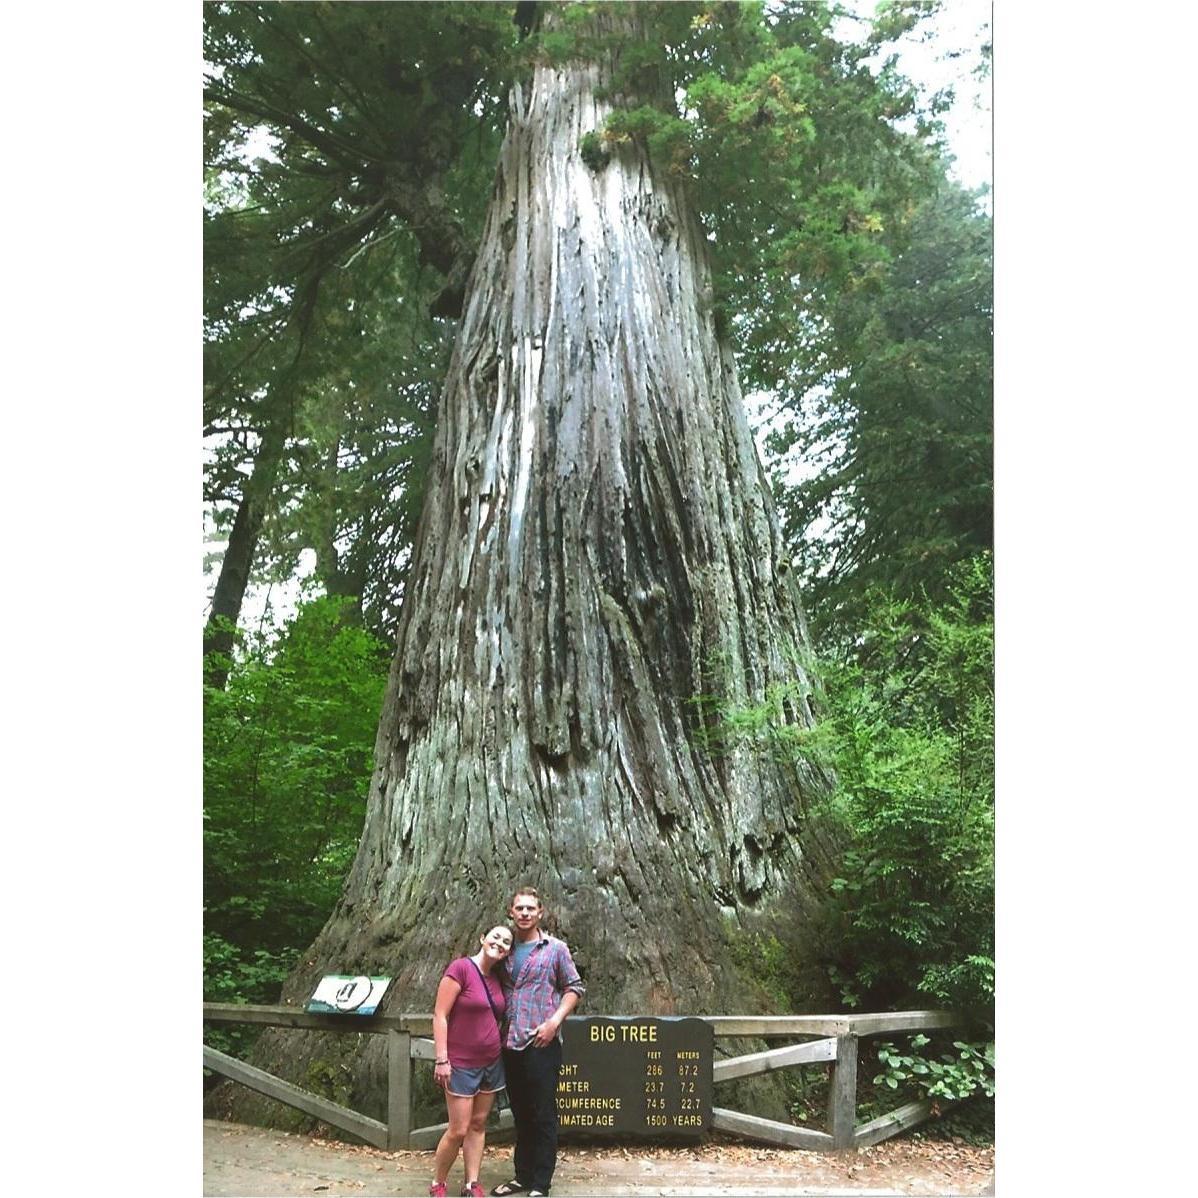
[828,1033,858,1150]
[388,1030,412,1149]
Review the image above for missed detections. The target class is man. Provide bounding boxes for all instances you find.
[491,886,584,1198]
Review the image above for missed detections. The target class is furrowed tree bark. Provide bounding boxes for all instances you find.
[218,10,837,1128]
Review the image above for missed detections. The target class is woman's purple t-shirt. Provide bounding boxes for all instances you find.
[443,957,506,1067]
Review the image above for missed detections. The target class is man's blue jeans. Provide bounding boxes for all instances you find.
[503,1040,562,1193]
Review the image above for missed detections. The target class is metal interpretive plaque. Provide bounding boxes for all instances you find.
[557,1017,713,1138]
[305,974,391,1015]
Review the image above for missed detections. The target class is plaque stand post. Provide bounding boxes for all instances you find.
[387,1029,413,1149]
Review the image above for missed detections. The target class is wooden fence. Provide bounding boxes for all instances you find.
[203,1004,961,1153]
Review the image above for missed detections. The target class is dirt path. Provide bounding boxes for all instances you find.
[203,1120,994,1197]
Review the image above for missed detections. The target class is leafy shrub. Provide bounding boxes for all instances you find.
[874,1034,994,1101]
[812,556,994,1019]
[698,554,994,1023]
[204,932,300,1005]
[204,596,389,994]
[203,932,300,1064]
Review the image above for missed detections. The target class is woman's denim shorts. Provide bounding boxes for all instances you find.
[448,1056,506,1097]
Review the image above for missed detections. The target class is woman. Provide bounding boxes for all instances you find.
[429,924,514,1198]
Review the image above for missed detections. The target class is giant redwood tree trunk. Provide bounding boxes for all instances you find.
[223,10,836,1126]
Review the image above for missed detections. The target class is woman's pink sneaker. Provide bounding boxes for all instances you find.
[429,1184,448,1197]
[461,1184,486,1198]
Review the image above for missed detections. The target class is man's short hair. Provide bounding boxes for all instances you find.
[508,885,544,908]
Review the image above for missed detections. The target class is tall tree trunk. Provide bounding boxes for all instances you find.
[221,11,836,1126]
[203,415,289,690]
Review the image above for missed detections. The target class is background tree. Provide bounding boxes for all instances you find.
[203,1,515,679]
[769,179,992,639]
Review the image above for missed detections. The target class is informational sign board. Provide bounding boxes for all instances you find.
[557,1016,713,1138]
[305,975,391,1015]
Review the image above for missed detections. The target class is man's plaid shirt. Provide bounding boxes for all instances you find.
[499,933,585,1050]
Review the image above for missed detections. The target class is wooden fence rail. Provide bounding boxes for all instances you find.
[203,1004,961,1153]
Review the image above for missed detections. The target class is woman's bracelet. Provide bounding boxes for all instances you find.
[435,1058,449,1065]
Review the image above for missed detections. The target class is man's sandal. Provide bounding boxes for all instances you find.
[490,1183,528,1196]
